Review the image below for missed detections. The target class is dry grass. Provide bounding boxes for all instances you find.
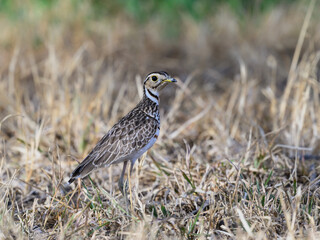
[1,1,320,239]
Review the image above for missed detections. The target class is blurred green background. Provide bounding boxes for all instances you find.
[1,0,312,76]
[0,0,299,27]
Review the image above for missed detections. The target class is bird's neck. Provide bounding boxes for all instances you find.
[141,86,160,121]
[144,86,159,104]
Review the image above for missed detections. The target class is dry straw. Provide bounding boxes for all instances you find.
[0,0,320,239]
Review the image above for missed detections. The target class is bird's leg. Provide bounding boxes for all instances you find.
[129,160,135,174]
[119,161,128,196]
[128,161,135,212]
[119,161,131,215]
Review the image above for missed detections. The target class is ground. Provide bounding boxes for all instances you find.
[0,0,320,239]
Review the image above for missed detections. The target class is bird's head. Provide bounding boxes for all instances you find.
[143,71,177,101]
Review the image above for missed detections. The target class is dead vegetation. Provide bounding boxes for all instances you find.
[1,0,320,239]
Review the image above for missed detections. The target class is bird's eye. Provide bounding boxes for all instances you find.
[151,76,158,81]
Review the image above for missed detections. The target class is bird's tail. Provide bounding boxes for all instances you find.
[68,159,95,184]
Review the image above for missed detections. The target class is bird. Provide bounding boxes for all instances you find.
[68,71,177,195]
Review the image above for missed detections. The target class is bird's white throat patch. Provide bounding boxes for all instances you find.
[145,88,159,104]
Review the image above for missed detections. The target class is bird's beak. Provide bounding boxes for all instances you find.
[163,77,177,83]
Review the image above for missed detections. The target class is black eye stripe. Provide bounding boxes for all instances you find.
[152,82,163,89]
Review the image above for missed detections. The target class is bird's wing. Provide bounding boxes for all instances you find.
[92,110,158,166]
[68,109,158,182]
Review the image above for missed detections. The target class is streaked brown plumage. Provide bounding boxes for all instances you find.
[68,71,177,194]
